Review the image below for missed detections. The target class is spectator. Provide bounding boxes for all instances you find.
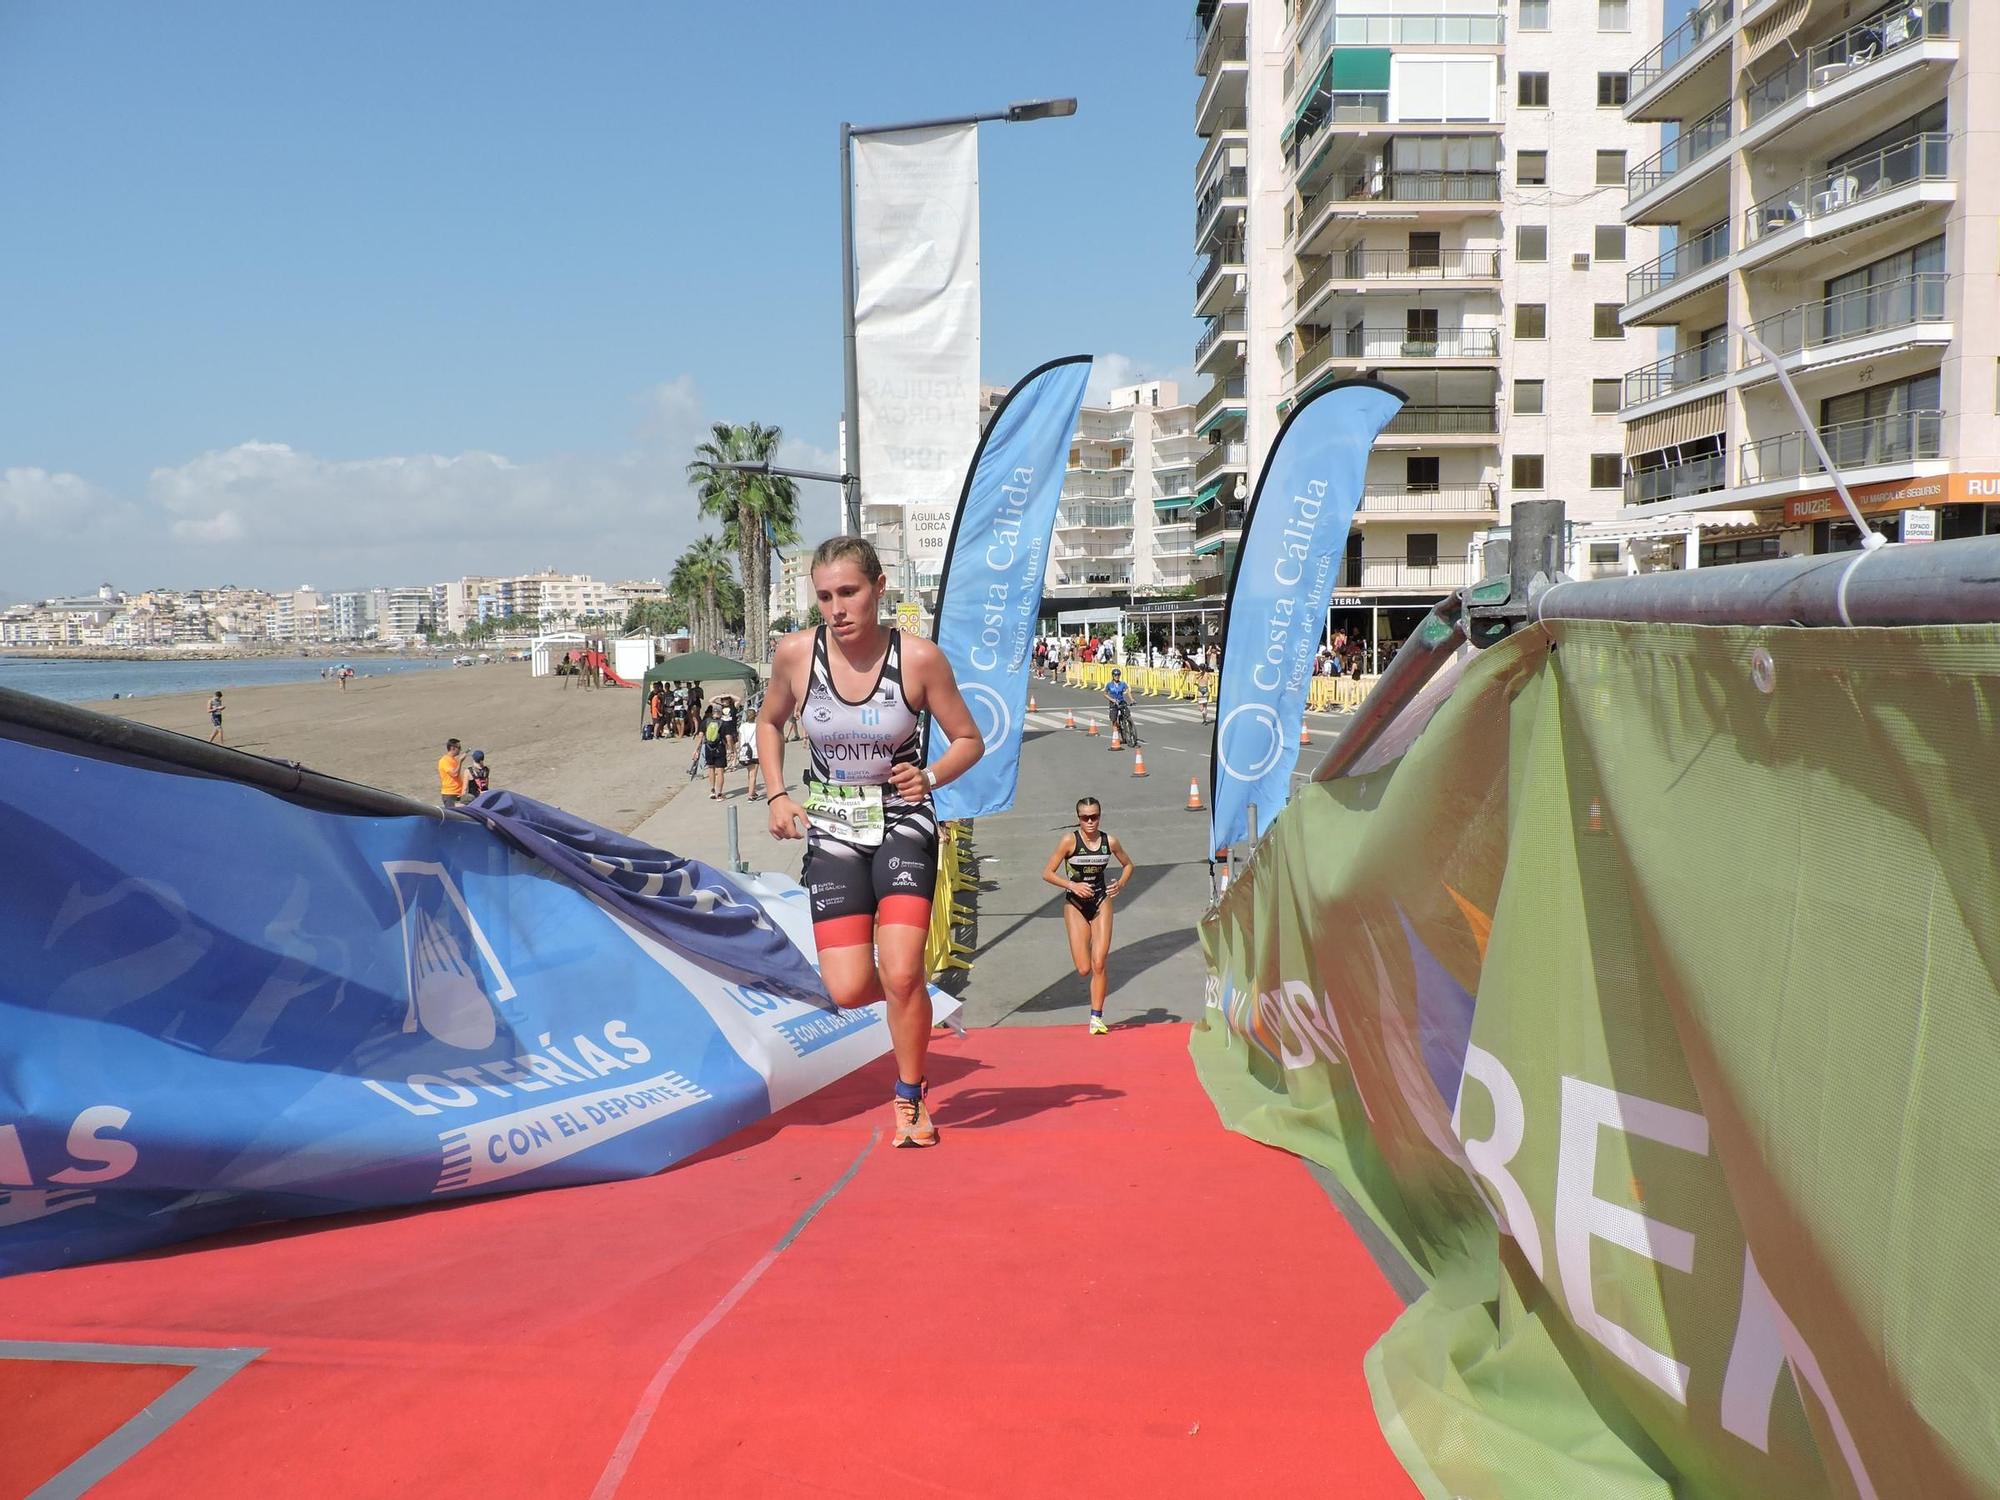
[437,738,466,808]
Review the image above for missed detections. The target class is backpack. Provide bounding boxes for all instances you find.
[705,721,719,743]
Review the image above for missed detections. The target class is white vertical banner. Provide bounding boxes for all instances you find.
[852,124,981,546]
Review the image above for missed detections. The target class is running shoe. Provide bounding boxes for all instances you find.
[1089,1014,1109,1036]
[891,1083,938,1148]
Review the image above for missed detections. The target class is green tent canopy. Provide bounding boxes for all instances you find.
[639,652,758,691]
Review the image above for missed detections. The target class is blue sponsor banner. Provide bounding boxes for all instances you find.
[0,732,946,1278]
[927,355,1092,819]
[1209,378,1404,854]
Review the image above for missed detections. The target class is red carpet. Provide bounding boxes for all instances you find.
[0,1025,1413,1498]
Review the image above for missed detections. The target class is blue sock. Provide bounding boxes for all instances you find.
[894,1078,924,1102]
[1091,1008,1104,1018]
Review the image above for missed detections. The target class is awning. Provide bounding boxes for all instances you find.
[1281,49,1390,149]
[1743,0,1809,67]
[1198,406,1246,436]
[1576,510,1768,543]
[1626,394,1726,456]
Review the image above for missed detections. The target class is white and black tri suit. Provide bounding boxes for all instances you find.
[798,627,940,947]
[1063,827,1114,921]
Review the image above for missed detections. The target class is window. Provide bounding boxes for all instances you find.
[1822,235,1945,340]
[1406,231,1441,270]
[1514,379,1545,415]
[1516,224,1548,262]
[1516,303,1548,339]
[1701,535,1781,567]
[1405,307,1440,343]
[1407,533,1440,568]
[1406,456,1441,492]
[1512,455,1546,489]
[1392,56,1498,124]
[1590,453,1623,488]
[1595,150,1626,185]
[1594,303,1624,338]
[1592,380,1622,413]
[1517,150,1548,186]
[1521,0,1551,28]
[1518,72,1550,108]
[1598,73,1629,108]
[1595,224,1627,261]
[1599,0,1631,28]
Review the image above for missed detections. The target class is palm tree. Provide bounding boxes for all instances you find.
[686,422,801,659]
[670,536,736,654]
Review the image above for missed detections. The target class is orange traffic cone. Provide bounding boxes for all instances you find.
[1132,748,1148,777]
[1300,722,1312,746]
[1110,724,1123,750]
[1065,706,1075,729]
[1087,717,1098,736]
[1029,695,1037,714]
[1186,777,1202,811]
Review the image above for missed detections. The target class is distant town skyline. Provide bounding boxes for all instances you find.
[1,2,1196,599]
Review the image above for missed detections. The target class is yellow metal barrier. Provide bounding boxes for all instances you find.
[925,820,977,979]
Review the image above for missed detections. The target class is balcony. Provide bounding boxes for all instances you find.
[1194,375,1247,433]
[1380,405,1499,438]
[1195,308,1247,367]
[1623,334,1729,409]
[1193,441,1248,489]
[1195,237,1246,315]
[1193,504,1247,541]
[1743,272,1949,373]
[1056,504,1135,531]
[1195,29,1248,134]
[1196,108,1247,183]
[1330,325,1501,364]
[1063,477,1131,501]
[1299,172,1501,254]
[1195,168,1248,246]
[1327,12,1503,45]
[1625,451,1728,506]
[1741,134,1952,260]
[1740,410,1943,487]
[1745,2,1952,129]
[1625,101,1731,215]
[1357,484,1496,517]
[1625,219,1729,316]
[1349,557,1474,591]
[1627,0,1733,119]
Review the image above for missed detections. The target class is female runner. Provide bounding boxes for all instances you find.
[757,537,983,1148]
[1041,796,1134,1035]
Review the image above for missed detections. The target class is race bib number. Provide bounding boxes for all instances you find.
[803,780,885,847]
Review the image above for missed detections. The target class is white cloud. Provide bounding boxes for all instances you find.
[0,467,130,536]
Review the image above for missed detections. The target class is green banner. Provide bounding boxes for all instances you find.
[1194,621,2000,1499]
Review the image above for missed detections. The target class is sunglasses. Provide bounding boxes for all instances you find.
[1077,812,1101,821]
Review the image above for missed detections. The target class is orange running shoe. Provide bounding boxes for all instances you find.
[892,1082,938,1149]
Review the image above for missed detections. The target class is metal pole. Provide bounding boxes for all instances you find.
[1535,532,2000,627]
[839,121,863,538]
[726,803,744,873]
[1312,592,1467,784]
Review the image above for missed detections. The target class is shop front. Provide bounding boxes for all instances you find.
[1788,473,2000,552]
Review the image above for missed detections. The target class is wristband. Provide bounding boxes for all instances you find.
[923,767,938,790]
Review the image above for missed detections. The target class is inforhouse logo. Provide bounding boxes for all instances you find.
[383,862,518,1050]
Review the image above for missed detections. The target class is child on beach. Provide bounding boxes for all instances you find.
[207,691,225,745]
[466,749,491,798]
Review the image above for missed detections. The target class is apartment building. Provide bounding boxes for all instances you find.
[1612,0,1995,567]
[1194,0,1661,649]
[1046,380,1201,603]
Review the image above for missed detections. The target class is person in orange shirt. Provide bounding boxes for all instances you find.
[437,737,466,808]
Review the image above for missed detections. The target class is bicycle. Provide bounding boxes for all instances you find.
[1107,698,1140,747]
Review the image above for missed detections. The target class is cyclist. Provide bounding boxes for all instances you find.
[1041,797,1134,1035]
[1103,667,1139,746]
[757,536,984,1149]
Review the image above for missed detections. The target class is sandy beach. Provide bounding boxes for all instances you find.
[84,662,762,836]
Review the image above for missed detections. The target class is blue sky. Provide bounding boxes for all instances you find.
[0,1,1198,597]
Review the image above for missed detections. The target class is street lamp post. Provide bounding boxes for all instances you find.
[837,98,1079,542]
